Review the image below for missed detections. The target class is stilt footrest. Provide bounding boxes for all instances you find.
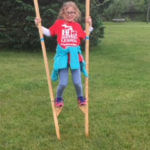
[79,105,87,114]
[55,106,63,117]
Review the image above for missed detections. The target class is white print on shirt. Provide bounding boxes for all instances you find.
[61,24,77,46]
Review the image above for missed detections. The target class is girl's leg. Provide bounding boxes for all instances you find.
[71,69,83,97]
[56,68,69,98]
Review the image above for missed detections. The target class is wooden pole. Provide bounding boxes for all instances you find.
[85,0,90,137]
[33,0,61,140]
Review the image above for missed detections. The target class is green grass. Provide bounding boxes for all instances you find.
[0,22,150,150]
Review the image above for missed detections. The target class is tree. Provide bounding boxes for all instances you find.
[145,0,150,23]
[102,0,147,21]
[0,0,104,50]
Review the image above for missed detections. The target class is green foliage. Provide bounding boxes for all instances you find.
[102,0,148,21]
[0,0,104,50]
[0,0,37,49]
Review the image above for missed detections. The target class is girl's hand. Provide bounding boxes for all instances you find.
[34,17,42,27]
[86,16,92,27]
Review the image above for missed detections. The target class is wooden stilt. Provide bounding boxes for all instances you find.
[85,0,90,137]
[33,0,62,140]
[80,0,90,137]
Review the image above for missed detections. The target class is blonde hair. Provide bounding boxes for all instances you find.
[57,1,81,22]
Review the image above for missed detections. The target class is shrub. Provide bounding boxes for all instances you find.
[0,0,104,51]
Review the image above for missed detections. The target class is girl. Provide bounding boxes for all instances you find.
[35,1,93,107]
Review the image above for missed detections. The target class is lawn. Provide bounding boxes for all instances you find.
[0,22,150,150]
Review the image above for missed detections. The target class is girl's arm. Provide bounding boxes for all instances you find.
[42,26,51,37]
[86,16,94,33]
[34,17,51,37]
[89,26,94,33]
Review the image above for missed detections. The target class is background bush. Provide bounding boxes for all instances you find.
[0,0,105,50]
[102,0,149,21]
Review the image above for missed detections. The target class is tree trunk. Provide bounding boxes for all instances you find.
[146,2,150,23]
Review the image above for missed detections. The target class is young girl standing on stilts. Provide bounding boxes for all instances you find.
[35,1,93,107]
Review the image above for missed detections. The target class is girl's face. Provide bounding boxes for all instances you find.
[64,6,76,22]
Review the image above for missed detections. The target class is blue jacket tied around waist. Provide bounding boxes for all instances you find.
[51,45,88,81]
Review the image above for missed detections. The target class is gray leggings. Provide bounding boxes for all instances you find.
[57,68,83,98]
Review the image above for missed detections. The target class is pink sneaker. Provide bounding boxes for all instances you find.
[78,96,87,106]
[55,97,64,107]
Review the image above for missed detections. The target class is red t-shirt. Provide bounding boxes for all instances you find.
[49,19,86,48]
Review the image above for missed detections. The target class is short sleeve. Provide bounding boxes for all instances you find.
[78,24,86,40]
[49,20,59,37]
